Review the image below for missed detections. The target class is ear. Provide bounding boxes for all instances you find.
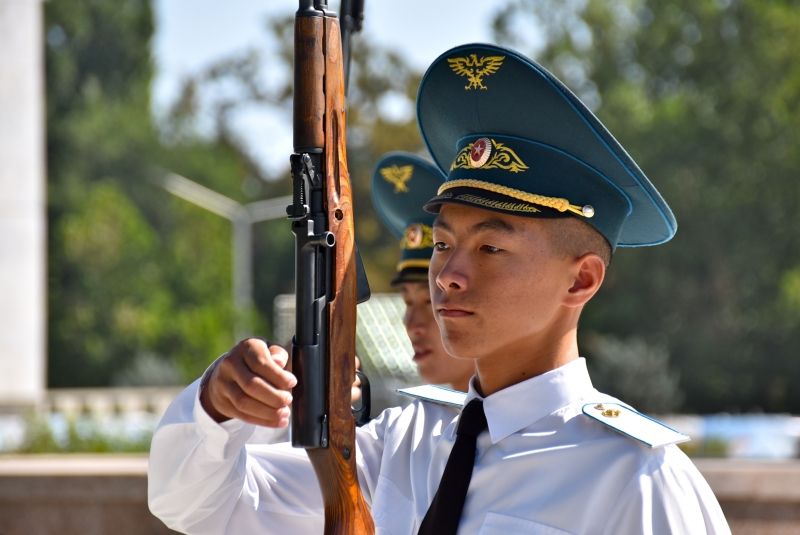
[564,253,605,308]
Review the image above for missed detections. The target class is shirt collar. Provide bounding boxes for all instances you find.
[465,357,595,444]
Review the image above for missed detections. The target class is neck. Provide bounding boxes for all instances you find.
[450,375,472,393]
[474,322,579,397]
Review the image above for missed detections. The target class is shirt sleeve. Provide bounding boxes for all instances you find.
[147,374,324,534]
[147,372,396,534]
[603,445,732,535]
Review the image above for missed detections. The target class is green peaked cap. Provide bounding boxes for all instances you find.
[371,152,442,285]
[417,43,677,250]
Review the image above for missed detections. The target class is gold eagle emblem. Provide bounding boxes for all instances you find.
[450,139,529,173]
[379,164,414,193]
[447,54,506,90]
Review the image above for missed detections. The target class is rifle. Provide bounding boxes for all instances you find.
[287,1,374,533]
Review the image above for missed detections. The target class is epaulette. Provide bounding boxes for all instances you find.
[397,385,467,408]
[582,402,690,448]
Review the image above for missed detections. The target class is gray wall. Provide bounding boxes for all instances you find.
[0,456,797,534]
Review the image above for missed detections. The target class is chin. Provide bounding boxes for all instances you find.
[442,337,477,360]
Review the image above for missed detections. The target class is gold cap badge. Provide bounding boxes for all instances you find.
[450,138,529,174]
[469,138,492,168]
[447,54,505,90]
[402,224,433,250]
[380,164,414,193]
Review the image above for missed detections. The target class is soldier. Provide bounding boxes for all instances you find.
[149,44,730,534]
[372,153,475,392]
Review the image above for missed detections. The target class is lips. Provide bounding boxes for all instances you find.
[436,305,474,318]
[412,349,432,361]
[411,341,432,360]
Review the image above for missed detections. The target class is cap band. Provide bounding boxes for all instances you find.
[438,179,595,218]
[397,259,431,272]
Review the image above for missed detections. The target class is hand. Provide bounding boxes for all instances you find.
[285,349,362,404]
[200,338,297,427]
[351,356,362,405]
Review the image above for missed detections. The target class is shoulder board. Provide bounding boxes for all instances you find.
[582,402,690,448]
[397,385,466,408]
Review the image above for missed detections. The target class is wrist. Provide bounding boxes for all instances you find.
[199,357,231,424]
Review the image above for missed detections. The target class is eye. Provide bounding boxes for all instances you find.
[480,244,502,254]
[433,241,449,251]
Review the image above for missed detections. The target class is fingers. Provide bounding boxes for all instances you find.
[351,385,362,405]
[271,343,291,368]
[351,357,363,405]
[228,354,293,410]
[240,339,296,391]
[217,381,291,427]
[201,338,298,428]
[202,339,366,426]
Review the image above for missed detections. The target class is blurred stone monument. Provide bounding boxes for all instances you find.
[0,0,46,410]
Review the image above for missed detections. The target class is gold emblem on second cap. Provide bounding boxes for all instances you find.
[380,164,414,193]
[405,224,424,248]
[402,224,433,250]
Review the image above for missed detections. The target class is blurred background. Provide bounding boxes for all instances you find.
[1,0,799,533]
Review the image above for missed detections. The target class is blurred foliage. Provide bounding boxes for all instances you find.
[166,14,427,297]
[583,334,683,413]
[44,2,423,388]
[45,0,245,385]
[44,0,800,414]
[679,437,730,458]
[494,0,800,412]
[18,414,151,454]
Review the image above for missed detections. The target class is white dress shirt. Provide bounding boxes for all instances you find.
[148,358,730,534]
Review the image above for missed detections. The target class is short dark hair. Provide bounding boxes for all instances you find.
[548,218,612,267]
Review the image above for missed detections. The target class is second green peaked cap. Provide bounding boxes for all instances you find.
[371,152,443,285]
[417,43,676,249]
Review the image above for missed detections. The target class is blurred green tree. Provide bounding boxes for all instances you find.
[494,0,800,412]
[46,0,244,385]
[166,15,426,301]
[583,334,683,413]
[44,4,424,386]
[46,1,800,414]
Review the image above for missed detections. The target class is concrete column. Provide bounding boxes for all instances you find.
[0,0,46,408]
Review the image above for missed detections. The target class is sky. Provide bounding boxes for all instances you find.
[151,0,508,175]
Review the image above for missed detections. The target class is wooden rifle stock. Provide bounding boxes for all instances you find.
[290,3,374,534]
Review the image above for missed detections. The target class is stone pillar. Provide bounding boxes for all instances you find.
[0,0,46,408]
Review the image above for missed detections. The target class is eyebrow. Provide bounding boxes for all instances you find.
[433,214,517,234]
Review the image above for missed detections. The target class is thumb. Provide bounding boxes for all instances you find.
[268,343,290,369]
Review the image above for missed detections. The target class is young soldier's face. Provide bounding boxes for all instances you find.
[400,281,474,389]
[429,204,576,363]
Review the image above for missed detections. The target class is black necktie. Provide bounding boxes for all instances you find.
[418,398,488,535]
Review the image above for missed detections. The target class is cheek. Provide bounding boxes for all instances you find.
[479,265,523,299]
[428,269,440,295]
[428,323,446,350]
[402,309,410,327]
[481,268,552,318]
[428,255,448,290]
[421,314,441,345]
[419,300,435,322]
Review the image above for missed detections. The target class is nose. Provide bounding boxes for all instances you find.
[404,305,426,334]
[433,252,468,293]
